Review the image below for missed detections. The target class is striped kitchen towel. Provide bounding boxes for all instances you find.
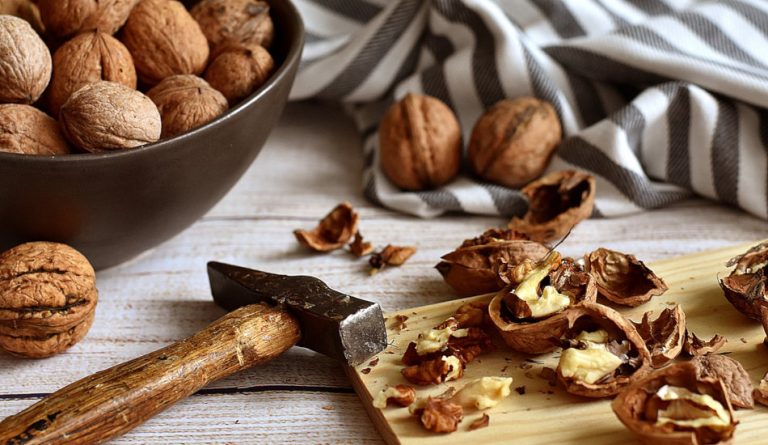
[290,0,768,219]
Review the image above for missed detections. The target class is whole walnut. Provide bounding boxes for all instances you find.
[38,0,139,38]
[147,75,228,138]
[121,0,209,86]
[378,93,462,191]
[49,30,137,116]
[191,0,273,51]
[0,15,51,104]
[0,104,71,155]
[0,242,98,358]
[468,97,562,188]
[204,43,273,105]
[0,0,44,33]
[59,81,161,152]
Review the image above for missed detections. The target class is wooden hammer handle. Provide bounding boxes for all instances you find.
[0,303,301,445]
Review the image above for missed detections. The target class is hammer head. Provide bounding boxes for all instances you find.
[207,262,387,367]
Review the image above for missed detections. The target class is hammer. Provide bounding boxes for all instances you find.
[0,262,387,445]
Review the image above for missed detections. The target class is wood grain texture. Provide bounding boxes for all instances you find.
[0,304,300,444]
[0,102,766,444]
[350,242,768,445]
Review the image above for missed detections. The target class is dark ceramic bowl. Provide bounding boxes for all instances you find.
[0,0,304,269]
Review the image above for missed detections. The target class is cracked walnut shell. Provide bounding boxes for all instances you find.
[468,97,562,188]
[38,0,138,38]
[587,248,668,307]
[378,93,461,191]
[294,202,358,252]
[632,305,686,368]
[0,15,51,104]
[691,355,753,410]
[147,75,228,138]
[121,0,209,86]
[205,42,274,105]
[59,81,161,152]
[0,242,98,358]
[720,241,768,321]
[191,0,274,51]
[0,104,71,155]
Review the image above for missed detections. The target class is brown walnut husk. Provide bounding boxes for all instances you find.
[378,93,462,191]
[59,81,161,152]
[436,229,549,297]
[691,355,753,409]
[0,104,71,155]
[556,302,652,398]
[612,362,737,445]
[0,242,98,358]
[49,30,137,116]
[632,305,686,368]
[508,170,596,243]
[191,0,274,51]
[587,248,668,307]
[147,74,228,138]
[488,254,597,354]
[349,232,374,257]
[0,15,51,104]
[205,42,274,106]
[294,202,358,252]
[468,97,562,188]
[121,0,210,86]
[370,245,417,272]
[38,0,138,38]
[719,242,768,322]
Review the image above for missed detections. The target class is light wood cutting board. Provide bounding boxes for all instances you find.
[347,241,768,444]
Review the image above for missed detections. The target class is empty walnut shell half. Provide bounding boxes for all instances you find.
[612,362,736,445]
[294,202,359,252]
[632,305,686,368]
[556,302,652,398]
[691,355,753,410]
[508,170,596,243]
[720,241,768,322]
[0,242,98,358]
[436,229,549,297]
[586,248,668,307]
[488,254,596,354]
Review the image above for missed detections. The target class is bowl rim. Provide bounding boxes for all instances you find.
[0,0,305,164]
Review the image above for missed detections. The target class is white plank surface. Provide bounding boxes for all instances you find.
[0,102,766,444]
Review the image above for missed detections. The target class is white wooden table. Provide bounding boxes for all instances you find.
[1,102,766,444]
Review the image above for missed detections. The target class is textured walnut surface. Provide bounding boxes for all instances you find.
[205,42,274,105]
[0,104,71,155]
[0,15,51,104]
[191,0,274,50]
[38,0,139,38]
[147,74,227,138]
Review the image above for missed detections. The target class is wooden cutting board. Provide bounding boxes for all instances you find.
[347,241,768,444]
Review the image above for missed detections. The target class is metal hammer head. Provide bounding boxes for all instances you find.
[207,262,387,366]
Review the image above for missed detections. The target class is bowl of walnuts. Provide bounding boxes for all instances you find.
[0,0,304,269]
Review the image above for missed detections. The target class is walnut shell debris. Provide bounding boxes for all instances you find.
[468,97,562,188]
[586,248,668,307]
[436,229,549,297]
[0,104,71,155]
[719,241,768,322]
[691,355,753,409]
[0,15,51,104]
[205,42,274,105]
[682,331,726,357]
[612,362,737,445]
[0,0,44,33]
[508,170,596,243]
[632,305,686,368]
[370,245,417,272]
[147,74,228,138]
[191,0,274,51]
[59,80,161,152]
[0,242,98,358]
[378,93,462,191]
[38,0,139,38]
[121,0,209,86]
[49,30,137,116]
[349,232,374,257]
[293,202,359,252]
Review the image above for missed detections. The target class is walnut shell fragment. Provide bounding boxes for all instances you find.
[692,355,753,409]
[587,248,668,307]
[683,331,726,357]
[205,42,274,105]
[370,245,417,272]
[0,15,51,104]
[0,104,71,155]
[612,362,737,445]
[147,75,228,138]
[191,0,274,50]
[632,305,686,368]
[349,232,373,257]
[488,252,596,354]
[293,202,358,252]
[436,229,549,297]
[38,0,139,38]
[0,242,98,358]
[720,241,768,322]
[508,170,596,243]
[556,302,652,398]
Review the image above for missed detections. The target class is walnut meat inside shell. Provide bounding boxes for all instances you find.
[147,74,228,138]
[0,242,98,358]
[0,15,51,104]
[0,104,71,155]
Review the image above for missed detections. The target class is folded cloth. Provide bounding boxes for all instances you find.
[290,0,768,219]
